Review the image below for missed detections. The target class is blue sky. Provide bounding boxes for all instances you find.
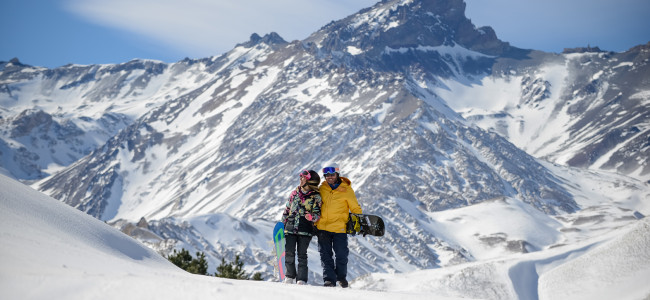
[1,0,649,69]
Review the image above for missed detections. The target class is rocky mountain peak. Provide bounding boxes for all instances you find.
[1,57,27,68]
[306,0,513,59]
[0,58,42,82]
[237,32,288,49]
[562,45,606,54]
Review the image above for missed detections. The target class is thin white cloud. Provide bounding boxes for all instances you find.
[62,0,650,58]
[64,0,378,57]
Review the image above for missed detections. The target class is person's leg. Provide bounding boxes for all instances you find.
[296,235,312,282]
[284,234,297,280]
[317,230,336,285]
[332,233,349,284]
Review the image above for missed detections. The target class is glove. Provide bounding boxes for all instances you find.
[305,213,319,222]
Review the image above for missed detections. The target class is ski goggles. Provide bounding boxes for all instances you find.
[299,170,311,180]
[322,167,339,175]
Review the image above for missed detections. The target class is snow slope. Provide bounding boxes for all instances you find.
[538,218,650,300]
[2,169,649,299]
[0,174,461,300]
[354,213,650,300]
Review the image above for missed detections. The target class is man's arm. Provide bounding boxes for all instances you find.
[347,187,362,214]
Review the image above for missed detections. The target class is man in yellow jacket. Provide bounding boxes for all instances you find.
[316,166,362,288]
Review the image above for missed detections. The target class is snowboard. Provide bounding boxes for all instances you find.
[272,222,286,280]
[346,213,385,237]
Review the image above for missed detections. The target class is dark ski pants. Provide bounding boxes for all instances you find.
[285,233,312,282]
[317,230,348,283]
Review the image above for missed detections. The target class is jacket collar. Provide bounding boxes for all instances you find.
[322,176,352,190]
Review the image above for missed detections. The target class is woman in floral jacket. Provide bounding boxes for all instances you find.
[281,169,322,284]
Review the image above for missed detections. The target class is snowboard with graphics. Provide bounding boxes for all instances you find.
[346,213,385,237]
[272,222,286,280]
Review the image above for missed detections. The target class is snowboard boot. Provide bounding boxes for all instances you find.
[323,281,335,287]
[338,280,349,288]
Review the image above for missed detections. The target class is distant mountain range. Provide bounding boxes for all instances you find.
[1,0,648,283]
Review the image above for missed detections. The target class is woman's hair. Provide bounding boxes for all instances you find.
[305,170,321,191]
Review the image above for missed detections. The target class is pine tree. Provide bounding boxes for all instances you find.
[215,255,249,279]
[166,248,208,275]
[186,251,208,275]
[167,248,192,270]
[167,249,262,280]
[251,272,263,281]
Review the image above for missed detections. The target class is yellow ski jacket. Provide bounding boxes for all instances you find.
[316,177,362,233]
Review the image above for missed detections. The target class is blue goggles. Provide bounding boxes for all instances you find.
[322,167,339,175]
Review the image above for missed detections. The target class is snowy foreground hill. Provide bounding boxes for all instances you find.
[0,174,452,300]
[2,174,649,300]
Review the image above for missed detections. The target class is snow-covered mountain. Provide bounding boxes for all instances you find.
[442,44,650,182]
[1,0,649,293]
[0,56,218,180]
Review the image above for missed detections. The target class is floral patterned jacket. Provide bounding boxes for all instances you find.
[282,187,322,236]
